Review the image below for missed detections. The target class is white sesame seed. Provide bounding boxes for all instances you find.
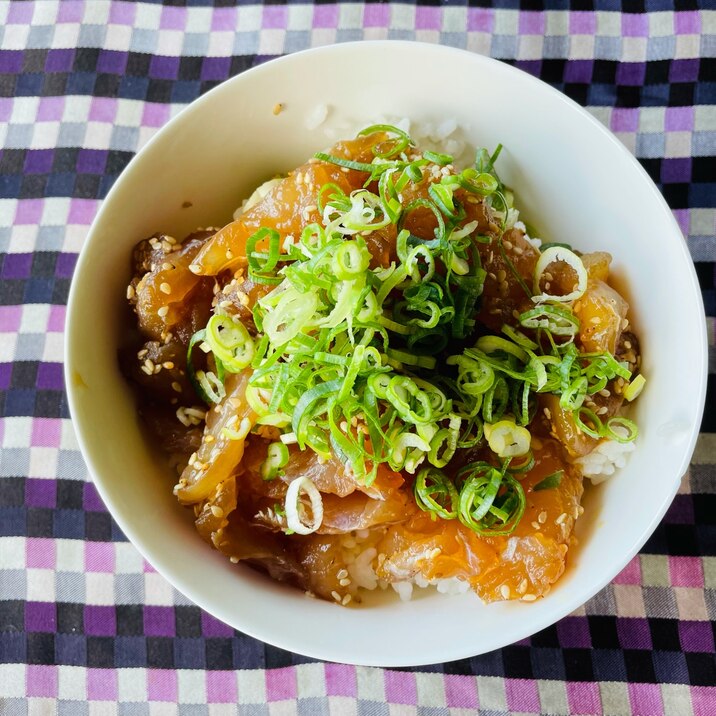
[538,511,547,524]
[500,584,510,599]
[157,306,169,318]
[331,591,341,603]
[189,264,202,274]
[337,569,348,580]
[339,578,351,587]
[126,285,135,300]
[171,381,182,393]
[230,556,239,564]
[163,361,174,370]
[160,282,172,294]
[211,506,224,518]
[342,594,352,606]
[522,593,537,602]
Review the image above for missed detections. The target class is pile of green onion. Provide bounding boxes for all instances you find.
[186,125,640,537]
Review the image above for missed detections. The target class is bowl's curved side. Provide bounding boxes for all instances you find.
[65,41,708,666]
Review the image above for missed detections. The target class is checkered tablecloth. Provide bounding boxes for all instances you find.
[0,1,714,714]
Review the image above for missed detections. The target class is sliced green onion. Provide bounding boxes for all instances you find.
[604,416,638,443]
[221,417,252,441]
[332,239,371,280]
[475,335,529,363]
[508,450,535,474]
[457,168,499,196]
[532,246,588,304]
[533,470,564,491]
[623,374,646,402]
[414,467,458,519]
[519,304,580,337]
[458,464,525,536]
[313,151,377,173]
[186,329,211,403]
[260,442,290,481]
[385,348,436,370]
[573,407,603,439]
[205,314,255,372]
[385,376,434,425]
[196,370,225,404]
[358,124,412,158]
[423,150,453,166]
[501,324,539,350]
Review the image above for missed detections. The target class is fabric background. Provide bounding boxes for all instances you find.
[0,1,714,714]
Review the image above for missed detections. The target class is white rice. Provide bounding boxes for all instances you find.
[305,103,329,130]
[574,438,636,485]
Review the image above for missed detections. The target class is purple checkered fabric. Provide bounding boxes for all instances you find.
[0,1,714,714]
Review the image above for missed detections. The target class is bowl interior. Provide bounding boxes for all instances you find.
[66,42,706,666]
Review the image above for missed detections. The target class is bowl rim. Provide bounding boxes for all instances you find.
[65,40,708,666]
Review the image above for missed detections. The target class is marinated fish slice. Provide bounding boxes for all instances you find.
[122,339,196,405]
[215,513,308,587]
[195,476,238,543]
[280,447,404,500]
[318,490,412,534]
[574,279,628,354]
[476,227,540,332]
[193,134,388,276]
[132,232,216,344]
[176,370,256,504]
[377,440,582,601]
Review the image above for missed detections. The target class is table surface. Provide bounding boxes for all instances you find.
[0,1,714,714]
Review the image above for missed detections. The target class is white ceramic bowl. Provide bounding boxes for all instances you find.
[66,41,707,666]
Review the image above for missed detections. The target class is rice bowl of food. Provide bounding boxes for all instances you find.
[66,42,707,665]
